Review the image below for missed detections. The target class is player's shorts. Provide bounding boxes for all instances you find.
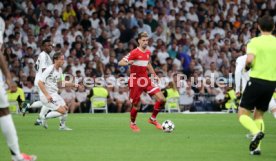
[128,77,160,104]
[0,86,9,108]
[240,77,276,112]
[268,98,276,112]
[40,93,65,111]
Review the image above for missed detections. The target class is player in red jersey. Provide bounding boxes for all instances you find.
[119,32,166,132]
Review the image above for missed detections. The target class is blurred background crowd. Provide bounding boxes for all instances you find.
[1,0,276,113]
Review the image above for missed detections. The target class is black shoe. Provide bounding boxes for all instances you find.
[34,119,42,126]
[249,132,265,151]
[250,149,261,155]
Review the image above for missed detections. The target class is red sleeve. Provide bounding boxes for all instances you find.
[123,50,136,61]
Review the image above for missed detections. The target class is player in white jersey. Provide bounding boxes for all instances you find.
[235,55,249,97]
[38,52,78,130]
[22,39,54,124]
[0,16,37,161]
[235,54,276,116]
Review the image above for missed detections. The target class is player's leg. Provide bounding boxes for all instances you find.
[147,85,165,130]
[250,109,265,155]
[129,87,142,132]
[59,105,72,130]
[250,87,274,155]
[0,94,36,161]
[238,80,264,152]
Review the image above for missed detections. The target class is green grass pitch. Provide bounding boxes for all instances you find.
[1,113,276,161]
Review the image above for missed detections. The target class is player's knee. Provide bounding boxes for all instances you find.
[57,106,66,114]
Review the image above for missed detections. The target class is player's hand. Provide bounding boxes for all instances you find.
[128,60,134,65]
[46,95,53,103]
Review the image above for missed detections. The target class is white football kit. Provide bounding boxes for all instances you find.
[39,65,65,110]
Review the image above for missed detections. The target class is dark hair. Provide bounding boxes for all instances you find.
[258,15,275,32]
[137,32,148,40]
[42,39,51,46]
[53,52,63,62]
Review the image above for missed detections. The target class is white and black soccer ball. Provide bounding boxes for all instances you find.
[162,120,175,132]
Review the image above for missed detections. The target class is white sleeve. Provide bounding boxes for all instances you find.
[40,66,54,83]
[40,53,49,70]
[235,58,245,93]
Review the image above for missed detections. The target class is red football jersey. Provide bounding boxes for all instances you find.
[124,48,151,77]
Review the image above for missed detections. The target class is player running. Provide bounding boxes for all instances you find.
[38,52,76,130]
[22,39,52,122]
[238,15,276,155]
[235,52,276,139]
[118,32,166,132]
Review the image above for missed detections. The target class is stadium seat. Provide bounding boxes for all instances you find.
[90,97,108,114]
[165,97,180,113]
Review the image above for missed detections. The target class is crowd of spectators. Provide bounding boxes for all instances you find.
[1,0,276,112]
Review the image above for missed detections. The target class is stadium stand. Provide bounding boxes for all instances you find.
[0,0,275,113]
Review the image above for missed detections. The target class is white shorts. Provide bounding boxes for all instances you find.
[40,93,66,111]
[269,98,276,112]
[0,87,9,108]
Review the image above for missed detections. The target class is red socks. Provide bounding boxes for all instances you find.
[130,108,138,123]
[151,101,164,119]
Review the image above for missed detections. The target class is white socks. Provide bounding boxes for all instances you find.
[39,106,50,119]
[0,114,23,160]
[59,113,68,127]
[273,112,276,119]
[45,111,62,119]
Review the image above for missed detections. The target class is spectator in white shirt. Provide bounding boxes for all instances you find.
[187,7,199,22]
[157,45,170,65]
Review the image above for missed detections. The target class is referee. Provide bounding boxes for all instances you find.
[238,15,276,155]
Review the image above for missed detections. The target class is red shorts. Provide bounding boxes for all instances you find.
[128,77,160,104]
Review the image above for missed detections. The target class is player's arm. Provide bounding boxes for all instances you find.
[245,39,256,70]
[245,54,254,70]
[235,58,244,95]
[147,63,157,76]
[37,53,49,72]
[118,53,134,66]
[0,50,12,88]
[38,80,51,102]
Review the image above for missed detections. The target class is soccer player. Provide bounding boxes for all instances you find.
[235,54,276,117]
[38,52,77,130]
[118,32,166,132]
[238,15,276,155]
[235,48,276,140]
[22,39,53,122]
[0,16,37,160]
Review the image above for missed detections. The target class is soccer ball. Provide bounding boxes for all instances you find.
[162,120,175,132]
